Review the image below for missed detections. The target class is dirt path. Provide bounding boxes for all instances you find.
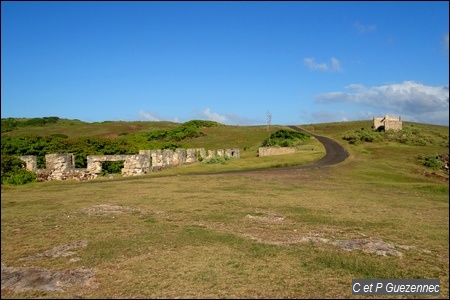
[204,125,349,176]
[284,125,349,170]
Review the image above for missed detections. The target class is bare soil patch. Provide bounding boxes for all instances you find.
[1,241,95,294]
[82,204,147,216]
[1,263,96,293]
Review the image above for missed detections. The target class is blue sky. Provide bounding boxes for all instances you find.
[1,1,449,126]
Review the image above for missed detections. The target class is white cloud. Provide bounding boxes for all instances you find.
[353,21,376,34]
[195,108,264,125]
[138,110,180,123]
[138,110,161,121]
[201,108,228,123]
[330,57,341,72]
[345,84,366,92]
[304,58,327,71]
[304,57,342,72]
[314,81,449,125]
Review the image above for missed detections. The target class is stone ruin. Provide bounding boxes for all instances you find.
[373,115,402,131]
[258,145,314,157]
[19,147,240,181]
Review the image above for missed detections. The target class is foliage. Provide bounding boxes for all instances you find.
[1,154,36,185]
[1,118,19,133]
[182,120,223,128]
[195,150,204,162]
[202,155,229,165]
[146,124,205,142]
[342,124,448,147]
[261,129,310,147]
[342,127,380,145]
[418,154,446,171]
[1,117,60,132]
[1,136,135,169]
[100,161,124,176]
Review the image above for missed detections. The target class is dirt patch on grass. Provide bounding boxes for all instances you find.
[19,240,88,262]
[1,263,96,293]
[203,213,428,258]
[2,241,95,294]
[300,236,404,257]
[82,204,147,216]
[245,213,285,223]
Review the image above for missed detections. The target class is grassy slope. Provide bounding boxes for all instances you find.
[1,119,448,298]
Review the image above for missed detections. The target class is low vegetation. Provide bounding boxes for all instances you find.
[341,123,448,147]
[261,129,311,147]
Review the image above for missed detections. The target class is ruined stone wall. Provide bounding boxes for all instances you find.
[19,147,240,181]
[19,155,37,173]
[86,154,151,176]
[385,119,402,131]
[373,117,384,130]
[258,147,297,157]
[258,146,313,157]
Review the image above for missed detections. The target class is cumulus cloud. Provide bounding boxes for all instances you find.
[315,81,449,125]
[201,108,228,123]
[330,57,342,72]
[345,84,366,92]
[304,58,327,71]
[138,110,161,121]
[304,57,342,72]
[198,108,263,125]
[353,21,376,34]
[138,110,180,123]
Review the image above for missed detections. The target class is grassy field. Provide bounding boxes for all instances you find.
[1,120,448,298]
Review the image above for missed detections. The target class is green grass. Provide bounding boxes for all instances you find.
[1,119,448,298]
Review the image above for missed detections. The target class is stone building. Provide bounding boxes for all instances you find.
[373,115,402,131]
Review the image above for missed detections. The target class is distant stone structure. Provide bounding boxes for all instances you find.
[258,146,314,157]
[373,115,402,131]
[19,147,240,181]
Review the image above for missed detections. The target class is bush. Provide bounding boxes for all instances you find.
[261,129,310,147]
[202,155,228,165]
[22,118,47,126]
[418,154,445,171]
[100,161,124,176]
[1,155,36,185]
[182,120,222,128]
[3,169,37,185]
[1,118,19,132]
[146,124,204,142]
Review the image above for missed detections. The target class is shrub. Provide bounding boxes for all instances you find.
[1,155,36,185]
[42,116,59,124]
[22,118,47,126]
[1,118,19,132]
[203,155,228,165]
[261,129,310,147]
[100,161,124,176]
[419,154,445,171]
[146,124,204,142]
[182,120,222,128]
